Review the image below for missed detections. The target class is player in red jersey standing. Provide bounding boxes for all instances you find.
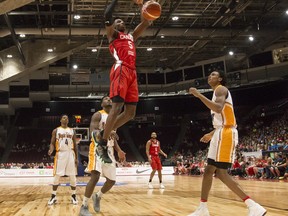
[146,132,167,189]
[94,0,153,163]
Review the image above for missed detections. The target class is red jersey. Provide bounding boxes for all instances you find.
[109,31,136,69]
[149,139,160,156]
[232,161,241,169]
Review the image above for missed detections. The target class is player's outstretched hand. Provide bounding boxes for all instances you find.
[110,130,119,140]
[118,150,126,162]
[148,158,152,164]
[200,133,212,143]
[48,149,53,156]
[189,87,201,98]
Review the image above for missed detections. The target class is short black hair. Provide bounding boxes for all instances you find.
[216,70,227,86]
[60,114,69,119]
[101,95,110,104]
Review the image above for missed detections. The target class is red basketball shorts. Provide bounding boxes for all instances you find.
[150,155,162,170]
[109,64,138,103]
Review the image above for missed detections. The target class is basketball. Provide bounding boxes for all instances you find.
[142,1,161,21]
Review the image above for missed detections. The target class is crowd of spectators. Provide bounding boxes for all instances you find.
[237,111,287,152]
[0,162,53,169]
[228,152,288,179]
[9,129,51,163]
[170,149,208,175]
[172,104,288,180]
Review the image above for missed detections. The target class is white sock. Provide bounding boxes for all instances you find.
[244,198,255,207]
[82,196,89,207]
[97,190,103,198]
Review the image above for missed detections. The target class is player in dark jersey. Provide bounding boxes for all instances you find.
[146,132,167,189]
[95,0,153,163]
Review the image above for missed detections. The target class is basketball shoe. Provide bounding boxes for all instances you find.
[71,194,78,205]
[79,205,92,216]
[47,194,57,205]
[148,182,153,189]
[247,200,267,216]
[92,131,112,163]
[92,193,101,212]
[159,183,165,189]
[187,203,210,216]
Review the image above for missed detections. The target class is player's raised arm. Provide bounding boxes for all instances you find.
[189,85,227,113]
[90,111,102,132]
[132,1,151,41]
[104,0,118,42]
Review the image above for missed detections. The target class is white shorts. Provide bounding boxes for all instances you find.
[97,162,116,181]
[85,140,116,181]
[208,127,238,163]
[54,150,77,176]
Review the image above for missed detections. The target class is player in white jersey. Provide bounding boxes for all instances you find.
[47,114,78,205]
[188,71,266,216]
[79,96,126,216]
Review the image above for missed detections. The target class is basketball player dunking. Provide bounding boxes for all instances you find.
[47,114,78,206]
[94,0,152,163]
[146,132,167,189]
[79,96,126,216]
[188,71,266,216]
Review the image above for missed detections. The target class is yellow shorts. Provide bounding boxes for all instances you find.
[208,127,238,163]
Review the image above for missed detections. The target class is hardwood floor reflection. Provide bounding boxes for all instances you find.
[0,175,286,215]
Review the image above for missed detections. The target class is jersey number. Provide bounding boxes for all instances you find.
[65,139,68,145]
[128,41,133,49]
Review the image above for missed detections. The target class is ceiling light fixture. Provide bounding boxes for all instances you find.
[92,49,97,52]
[286,10,288,15]
[249,36,254,41]
[47,48,53,52]
[228,51,234,56]
[7,54,13,58]
[74,15,81,20]
[73,64,78,69]
[172,16,179,21]
[160,35,165,38]
[147,47,153,51]
[20,34,26,38]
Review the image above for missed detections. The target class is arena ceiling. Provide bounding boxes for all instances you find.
[1,0,288,74]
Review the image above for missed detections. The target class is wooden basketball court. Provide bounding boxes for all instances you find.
[0,175,286,216]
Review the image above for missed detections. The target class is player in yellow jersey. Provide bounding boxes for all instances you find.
[79,96,126,216]
[47,114,78,206]
[188,71,266,216]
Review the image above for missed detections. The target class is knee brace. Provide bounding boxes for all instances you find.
[53,175,61,185]
[69,175,77,187]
